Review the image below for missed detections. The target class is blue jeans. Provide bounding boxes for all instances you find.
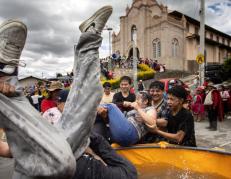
[104,103,139,146]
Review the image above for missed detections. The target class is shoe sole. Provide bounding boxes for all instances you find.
[0,19,27,34]
[79,5,113,32]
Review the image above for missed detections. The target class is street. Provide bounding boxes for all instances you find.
[195,116,231,152]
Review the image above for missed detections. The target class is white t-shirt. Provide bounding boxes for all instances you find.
[100,92,115,104]
[42,107,62,124]
[31,95,39,104]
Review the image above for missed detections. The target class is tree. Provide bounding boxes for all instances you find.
[37,80,43,87]
[56,73,62,78]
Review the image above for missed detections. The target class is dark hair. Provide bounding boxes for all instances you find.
[103,82,111,88]
[57,89,70,102]
[139,91,152,106]
[149,81,164,91]
[120,76,132,85]
[167,86,187,100]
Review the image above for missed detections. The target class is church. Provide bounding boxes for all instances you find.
[112,0,231,72]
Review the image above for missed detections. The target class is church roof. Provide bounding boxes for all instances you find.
[169,10,231,39]
[132,0,158,7]
[120,0,231,40]
[122,0,163,18]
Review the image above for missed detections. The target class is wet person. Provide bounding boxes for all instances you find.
[112,76,136,113]
[1,88,138,179]
[0,6,137,179]
[98,92,156,146]
[148,86,196,147]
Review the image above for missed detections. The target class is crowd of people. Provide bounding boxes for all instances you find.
[0,4,230,179]
[97,76,196,147]
[100,56,166,80]
[191,80,231,131]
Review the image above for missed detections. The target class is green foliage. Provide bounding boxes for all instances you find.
[137,64,155,80]
[37,80,43,87]
[101,78,120,90]
[56,73,62,77]
[101,64,155,89]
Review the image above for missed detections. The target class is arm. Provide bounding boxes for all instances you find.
[156,118,168,127]
[130,102,156,126]
[137,108,156,126]
[0,81,16,96]
[0,141,12,158]
[154,129,185,144]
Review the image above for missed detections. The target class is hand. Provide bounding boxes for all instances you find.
[130,102,140,110]
[146,119,158,132]
[147,124,158,133]
[0,81,16,97]
[123,101,132,107]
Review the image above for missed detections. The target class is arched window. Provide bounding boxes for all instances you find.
[153,38,161,59]
[172,38,179,57]
[131,25,137,42]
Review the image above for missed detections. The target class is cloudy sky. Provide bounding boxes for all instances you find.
[0,0,230,78]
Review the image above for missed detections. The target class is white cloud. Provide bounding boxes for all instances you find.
[0,0,230,78]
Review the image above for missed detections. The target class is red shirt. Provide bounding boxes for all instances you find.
[41,99,57,113]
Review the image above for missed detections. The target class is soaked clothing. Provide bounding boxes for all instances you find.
[104,103,153,146]
[166,108,196,147]
[141,99,169,143]
[0,32,103,178]
[127,106,154,139]
[73,133,137,179]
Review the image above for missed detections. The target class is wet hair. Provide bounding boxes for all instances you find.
[120,76,132,85]
[149,81,164,91]
[167,86,187,100]
[103,82,111,88]
[139,91,152,106]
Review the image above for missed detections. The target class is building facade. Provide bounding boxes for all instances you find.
[19,76,47,88]
[112,0,231,72]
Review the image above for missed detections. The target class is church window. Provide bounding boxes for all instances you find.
[172,38,179,57]
[131,25,137,42]
[153,39,161,58]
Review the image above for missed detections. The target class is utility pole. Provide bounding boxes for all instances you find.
[105,27,113,71]
[199,0,205,85]
[132,26,138,93]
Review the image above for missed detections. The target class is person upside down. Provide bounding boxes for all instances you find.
[97,91,157,146]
